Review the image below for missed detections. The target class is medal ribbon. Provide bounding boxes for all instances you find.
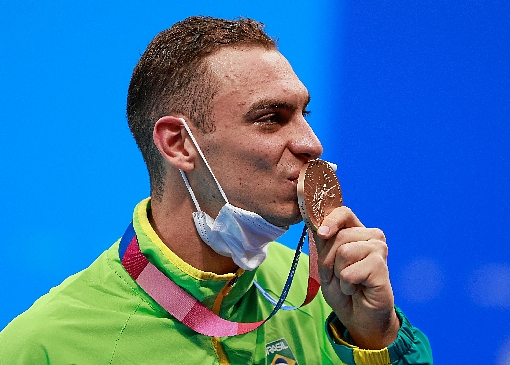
[119,222,320,337]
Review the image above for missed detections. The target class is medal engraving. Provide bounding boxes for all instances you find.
[297,160,343,232]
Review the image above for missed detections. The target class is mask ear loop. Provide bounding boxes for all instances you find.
[179,170,203,212]
[178,118,229,204]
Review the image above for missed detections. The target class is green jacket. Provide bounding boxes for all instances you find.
[0,199,432,364]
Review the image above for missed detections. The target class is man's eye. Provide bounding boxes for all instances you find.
[302,110,311,118]
[253,113,286,132]
[255,113,282,125]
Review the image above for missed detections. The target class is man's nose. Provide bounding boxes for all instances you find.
[288,117,323,160]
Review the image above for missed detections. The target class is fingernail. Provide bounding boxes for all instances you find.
[318,226,330,235]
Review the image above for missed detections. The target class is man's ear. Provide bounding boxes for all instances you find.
[153,116,196,171]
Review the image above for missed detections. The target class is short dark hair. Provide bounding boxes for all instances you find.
[127,16,277,199]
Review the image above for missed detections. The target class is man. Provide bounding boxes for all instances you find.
[0,16,432,364]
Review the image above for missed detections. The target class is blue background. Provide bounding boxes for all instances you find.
[1,1,509,364]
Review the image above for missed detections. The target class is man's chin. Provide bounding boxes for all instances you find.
[266,213,303,229]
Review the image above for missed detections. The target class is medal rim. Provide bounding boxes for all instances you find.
[297,159,342,232]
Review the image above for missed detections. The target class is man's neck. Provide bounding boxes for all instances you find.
[149,194,240,275]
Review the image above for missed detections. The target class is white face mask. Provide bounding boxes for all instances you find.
[178,119,287,271]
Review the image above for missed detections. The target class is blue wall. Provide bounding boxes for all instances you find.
[1,2,509,364]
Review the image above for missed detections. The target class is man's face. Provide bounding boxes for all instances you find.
[195,46,323,227]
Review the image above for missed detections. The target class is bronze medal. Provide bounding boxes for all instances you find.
[297,159,343,232]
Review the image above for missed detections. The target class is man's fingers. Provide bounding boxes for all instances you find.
[317,206,364,240]
[330,240,388,277]
[317,235,389,293]
[339,278,358,296]
[313,206,364,254]
[317,229,387,270]
[335,227,385,246]
[336,253,390,296]
[338,239,387,268]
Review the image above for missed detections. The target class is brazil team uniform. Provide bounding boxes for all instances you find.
[0,199,432,364]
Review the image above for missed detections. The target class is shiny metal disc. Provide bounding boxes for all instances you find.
[297,159,343,232]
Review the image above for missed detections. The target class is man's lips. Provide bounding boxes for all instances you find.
[288,171,301,186]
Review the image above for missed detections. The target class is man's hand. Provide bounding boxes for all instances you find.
[315,206,400,350]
